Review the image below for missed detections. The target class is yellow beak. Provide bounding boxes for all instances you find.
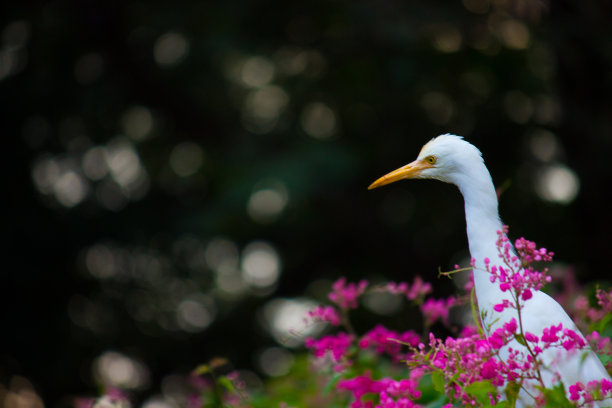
[368,159,433,190]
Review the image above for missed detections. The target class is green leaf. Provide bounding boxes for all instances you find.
[594,312,612,333]
[323,372,343,395]
[432,371,445,393]
[218,376,235,393]
[470,288,485,337]
[464,380,496,404]
[542,384,574,408]
[504,381,520,408]
[513,333,527,346]
[423,394,452,408]
[194,364,210,375]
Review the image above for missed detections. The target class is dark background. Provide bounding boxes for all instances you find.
[2,0,612,406]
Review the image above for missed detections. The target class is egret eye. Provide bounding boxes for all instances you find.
[425,156,437,165]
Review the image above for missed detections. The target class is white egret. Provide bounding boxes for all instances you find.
[368,134,611,406]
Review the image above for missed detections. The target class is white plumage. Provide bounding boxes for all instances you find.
[369,134,611,406]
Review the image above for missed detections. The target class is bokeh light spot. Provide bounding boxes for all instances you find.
[247,181,288,224]
[106,138,149,199]
[54,169,89,207]
[529,129,560,162]
[154,32,190,67]
[240,56,275,88]
[176,296,215,332]
[498,19,530,50]
[274,47,308,76]
[300,102,337,140]
[242,85,289,134]
[363,291,403,315]
[261,298,320,347]
[205,238,239,273]
[1,376,44,408]
[122,106,154,141]
[82,146,109,180]
[462,0,489,14]
[169,142,204,177]
[31,156,60,195]
[241,241,281,290]
[432,26,462,53]
[93,351,150,390]
[536,164,580,204]
[257,347,294,377]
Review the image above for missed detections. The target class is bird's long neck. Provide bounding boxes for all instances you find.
[454,165,508,321]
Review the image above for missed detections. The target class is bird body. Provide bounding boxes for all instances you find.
[369,134,611,406]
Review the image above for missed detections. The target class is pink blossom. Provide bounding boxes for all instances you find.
[485,227,554,312]
[307,305,341,326]
[305,332,353,362]
[541,323,562,343]
[493,302,507,313]
[383,276,432,302]
[561,328,586,351]
[406,276,433,300]
[488,328,507,350]
[521,289,532,300]
[359,324,420,360]
[338,372,423,408]
[420,297,455,327]
[503,318,518,334]
[602,379,612,393]
[569,382,585,401]
[329,278,368,309]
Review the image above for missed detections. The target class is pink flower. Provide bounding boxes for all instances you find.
[561,328,586,351]
[406,276,433,300]
[359,324,420,360]
[420,296,455,326]
[488,328,507,349]
[307,305,341,326]
[602,378,612,393]
[503,318,518,334]
[569,382,584,401]
[480,359,499,379]
[541,323,563,343]
[305,332,353,362]
[329,278,368,309]
[521,289,532,301]
[338,371,423,407]
[493,303,506,312]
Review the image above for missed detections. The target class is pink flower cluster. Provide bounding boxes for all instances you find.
[568,379,612,403]
[306,305,341,326]
[409,316,592,406]
[486,227,553,312]
[300,225,611,408]
[588,331,612,373]
[412,331,504,405]
[514,236,554,264]
[305,332,353,363]
[572,288,612,336]
[359,324,420,361]
[385,276,433,301]
[329,278,368,309]
[338,370,423,408]
[420,297,455,327]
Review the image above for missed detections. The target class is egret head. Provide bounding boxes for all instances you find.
[368,134,485,189]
